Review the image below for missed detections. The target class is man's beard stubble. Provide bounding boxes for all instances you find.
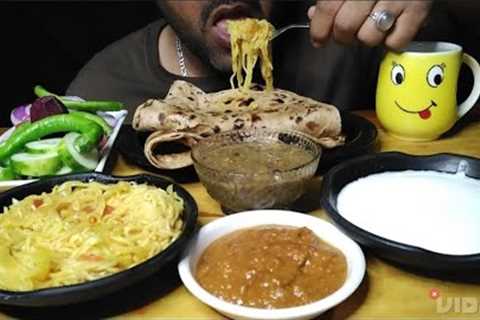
[158,1,220,72]
[158,0,276,74]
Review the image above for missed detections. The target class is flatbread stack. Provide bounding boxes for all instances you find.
[133,80,345,170]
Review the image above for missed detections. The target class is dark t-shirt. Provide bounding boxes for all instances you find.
[67,20,230,122]
[66,4,470,123]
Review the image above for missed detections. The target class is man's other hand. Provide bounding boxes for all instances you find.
[308,0,432,50]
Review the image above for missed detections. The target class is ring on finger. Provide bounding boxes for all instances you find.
[368,10,396,32]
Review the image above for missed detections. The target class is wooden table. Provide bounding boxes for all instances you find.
[1,111,480,319]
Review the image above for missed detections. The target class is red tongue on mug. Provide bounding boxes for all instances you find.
[419,109,431,119]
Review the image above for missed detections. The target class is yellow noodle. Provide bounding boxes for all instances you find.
[228,18,274,91]
[0,181,184,291]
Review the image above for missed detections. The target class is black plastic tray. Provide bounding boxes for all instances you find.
[0,173,198,307]
[321,152,480,276]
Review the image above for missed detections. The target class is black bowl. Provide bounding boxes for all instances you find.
[321,152,480,275]
[0,173,198,307]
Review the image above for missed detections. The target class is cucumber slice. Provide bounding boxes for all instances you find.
[0,166,16,180]
[55,166,74,175]
[59,132,99,171]
[11,152,62,177]
[25,138,62,154]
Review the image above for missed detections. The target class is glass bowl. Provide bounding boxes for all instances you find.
[191,129,321,214]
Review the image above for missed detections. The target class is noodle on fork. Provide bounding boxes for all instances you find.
[228,18,274,92]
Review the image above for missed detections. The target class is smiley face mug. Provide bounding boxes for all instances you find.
[376,42,480,141]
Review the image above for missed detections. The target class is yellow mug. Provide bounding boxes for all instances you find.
[376,42,480,141]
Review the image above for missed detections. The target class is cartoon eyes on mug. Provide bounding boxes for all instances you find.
[427,64,445,88]
[391,64,405,85]
[391,63,445,87]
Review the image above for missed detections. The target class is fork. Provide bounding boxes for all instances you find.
[271,23,310,40]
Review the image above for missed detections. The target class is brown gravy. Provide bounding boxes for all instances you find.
[196,142,314,174]
[195,226,347,309]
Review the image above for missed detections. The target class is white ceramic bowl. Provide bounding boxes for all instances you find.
[178,210,366,320]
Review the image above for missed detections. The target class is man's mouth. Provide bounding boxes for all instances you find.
[208,3,260,48]
[394,100,438,120]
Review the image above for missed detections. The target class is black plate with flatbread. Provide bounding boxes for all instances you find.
[317,111,378,174]
[116,111,377,183]
[115,126,199,183]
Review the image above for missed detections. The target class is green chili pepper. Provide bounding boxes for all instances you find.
[61,99,125,112]
[34,85,125,112]
[0,114,103,163]
[0,165,16,181]
[33,85,54,99]
[8,122,33,141]
[69,111,113,135]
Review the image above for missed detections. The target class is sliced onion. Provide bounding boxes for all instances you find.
[96,111,117,127]
[96,110,127,127]
[63,96,85,102]
[98,134,109,151]
[10,104,31,126]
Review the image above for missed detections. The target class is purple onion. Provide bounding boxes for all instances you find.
[10,104,31,126]
[30,96,68,122]
[98,134,109,152]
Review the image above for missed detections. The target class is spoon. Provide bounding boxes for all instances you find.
[271,23,310,40]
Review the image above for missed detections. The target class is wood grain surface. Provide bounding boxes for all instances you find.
[1,110,479,319]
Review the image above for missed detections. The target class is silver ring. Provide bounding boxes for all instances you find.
[369,10,396,32]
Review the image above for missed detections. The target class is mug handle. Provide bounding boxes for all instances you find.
[458,53,480,118]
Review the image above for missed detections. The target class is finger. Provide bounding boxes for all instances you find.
[309,1,344,47]
[308,5,316,20]
[357,1,404,47]
[333,0,376,44]
[384,3,431,50]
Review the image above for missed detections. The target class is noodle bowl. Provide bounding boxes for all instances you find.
[0,181,184,291]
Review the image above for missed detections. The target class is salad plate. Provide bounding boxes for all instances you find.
[0,99,127,192]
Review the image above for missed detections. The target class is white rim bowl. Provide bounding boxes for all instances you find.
[178,210,366,320]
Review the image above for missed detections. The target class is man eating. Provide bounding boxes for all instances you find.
[66,1,478,122]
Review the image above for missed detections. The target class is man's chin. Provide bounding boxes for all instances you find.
[209,55,233,74]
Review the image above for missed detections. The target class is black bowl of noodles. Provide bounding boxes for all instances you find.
[0,173,198,307]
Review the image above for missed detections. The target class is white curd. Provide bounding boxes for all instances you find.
[337,170,480,255]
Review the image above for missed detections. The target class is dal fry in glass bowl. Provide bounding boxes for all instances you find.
[191,129,321,213]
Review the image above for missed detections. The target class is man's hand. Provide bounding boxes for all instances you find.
[308,0,432,50]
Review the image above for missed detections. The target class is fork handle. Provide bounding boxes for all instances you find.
[272,23,310,40]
